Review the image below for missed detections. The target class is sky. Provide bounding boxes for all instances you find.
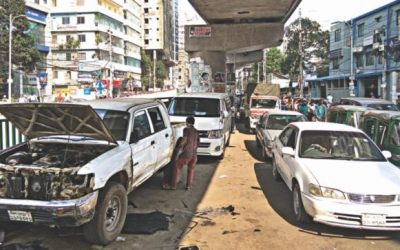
[180,0,396,29]
[286,0,395,30]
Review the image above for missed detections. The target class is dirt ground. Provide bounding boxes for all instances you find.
[1,122,400,250]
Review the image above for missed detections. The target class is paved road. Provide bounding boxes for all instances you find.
[2,122,400,250]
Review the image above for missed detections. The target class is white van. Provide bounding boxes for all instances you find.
[168,93,233,158]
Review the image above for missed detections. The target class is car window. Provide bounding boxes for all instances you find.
[390,121,400,146]
[148,106,166,133]
[364,119,377,141]
[299,130,385,161]
[133,110,152,141]
[251,99,277,109]
[266,115,306,130]
[279,127,297,148]
[367,103,399,111]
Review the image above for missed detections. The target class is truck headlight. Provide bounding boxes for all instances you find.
[208,129,223,139]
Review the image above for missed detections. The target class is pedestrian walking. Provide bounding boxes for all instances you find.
[298,99,308,117]
[171,116,199,191]
[314,98,327,122]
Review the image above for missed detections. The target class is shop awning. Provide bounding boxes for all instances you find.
[102,79,122,88]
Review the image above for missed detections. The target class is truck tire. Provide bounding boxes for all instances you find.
[83,182,128,245]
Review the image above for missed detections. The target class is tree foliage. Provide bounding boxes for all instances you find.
[0,0,41,83]
[265,47,284,74]
[282,17,329,78]
[140,50,168,90]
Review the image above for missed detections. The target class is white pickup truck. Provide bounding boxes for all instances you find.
[0,99,183,245]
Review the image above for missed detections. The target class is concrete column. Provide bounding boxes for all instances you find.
[189,51,226,76]
[390,71,398,102]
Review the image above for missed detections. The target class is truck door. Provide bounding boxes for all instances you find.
[130,109,158,187]
[147,105,173,171]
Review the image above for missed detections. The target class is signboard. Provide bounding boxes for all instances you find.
[25,8,46,23]
[189,26,212,38]
[38,73,47,90]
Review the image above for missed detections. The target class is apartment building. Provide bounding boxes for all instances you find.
[50,0,142,97]
[309,0,400,102]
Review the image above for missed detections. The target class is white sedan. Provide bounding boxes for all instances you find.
[272,122,400,230]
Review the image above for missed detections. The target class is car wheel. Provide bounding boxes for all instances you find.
[272,156,282,181]
[292,183,311,224]
[83,182,128,245]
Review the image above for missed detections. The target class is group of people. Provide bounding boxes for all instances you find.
[162,116,200,191]
[281,96,329,122]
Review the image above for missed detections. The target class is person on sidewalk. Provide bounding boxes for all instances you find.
[171,116,199,191]
[314,98,327,122]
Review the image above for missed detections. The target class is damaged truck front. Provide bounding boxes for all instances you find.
[0,101,183,245]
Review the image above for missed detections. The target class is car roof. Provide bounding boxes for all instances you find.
[79,98,158,111]
[328,105,369,112]
[264,110,304,116]
[361,110,400,120]
[340,97,394,105]
[174,92,228,99]
[290,122,361,132]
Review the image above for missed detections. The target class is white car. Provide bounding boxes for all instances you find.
[272,122,400,230]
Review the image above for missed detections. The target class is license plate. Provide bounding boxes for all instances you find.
[362,214,386,226]
[8,210,33,223]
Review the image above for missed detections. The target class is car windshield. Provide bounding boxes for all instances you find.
[251,98,277,109]
[367,103,399,111]
[266,115,306,130]
[390,121,400,146]
[168,97,220,117]
[299,130,385,161]
[95,109,130,140]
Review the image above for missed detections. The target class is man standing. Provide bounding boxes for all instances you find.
[172,116,199,191]
[314,98,327,122]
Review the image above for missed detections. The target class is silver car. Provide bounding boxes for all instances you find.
[255,110,307,160]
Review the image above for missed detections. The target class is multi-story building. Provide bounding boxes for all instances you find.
[50,0,142,97]
[309,0,400,102]
[143,0,175,89]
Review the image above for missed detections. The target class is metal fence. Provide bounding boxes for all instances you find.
[0,118,25,150]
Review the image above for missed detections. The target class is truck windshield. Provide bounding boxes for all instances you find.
[168,97,220,117]
[95,109,129,140]
[251,99,277,109]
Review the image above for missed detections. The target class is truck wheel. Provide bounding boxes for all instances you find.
[83,182,128,245]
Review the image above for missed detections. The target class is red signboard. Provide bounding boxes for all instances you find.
[189,26,212,37]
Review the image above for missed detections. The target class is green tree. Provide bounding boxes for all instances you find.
[0,0,41,84]
[266,47,284,74]
[140,50,152,90]
[140,50,168,90]
[282,17,329,78]
[155,60,167,88]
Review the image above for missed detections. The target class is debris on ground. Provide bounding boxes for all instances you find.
[116,236,126,242]
[179,245,200,250]
[0,241,47,250]
[254,229,261,232]
[250,186,262,190]
[122,211,171,234]
[200,220,216,226]
[222,230,238,235]
[218,175,227,179]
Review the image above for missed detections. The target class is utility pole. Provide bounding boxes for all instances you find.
[347,20,355,96]
[381,27,387,100]
[263,49,267,84]
[298,8,304,98]
[108,29,113,98]
[153,50,156,92]
[257,62,261,83]
[19,63,23,98]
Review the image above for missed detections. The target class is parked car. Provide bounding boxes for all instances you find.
[326,105,368,128]
[339,97,399,111]
[168,93,233,158]
[255,110,307,160]
[0,100,184,245]
[359,110,400,166]
[272,122,400,230]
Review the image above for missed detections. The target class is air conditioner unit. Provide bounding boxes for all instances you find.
[373,42,380,49]
[353,46,363,53]
[356,68,363,74]
[379,45,385,51]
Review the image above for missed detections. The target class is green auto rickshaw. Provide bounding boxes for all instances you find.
[327,105,368,128]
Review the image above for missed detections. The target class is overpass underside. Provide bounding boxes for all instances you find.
[185,0,301,76]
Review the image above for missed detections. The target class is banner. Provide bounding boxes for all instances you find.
[189,26,211,38]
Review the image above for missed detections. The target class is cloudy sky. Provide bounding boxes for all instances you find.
[180,0,396,29]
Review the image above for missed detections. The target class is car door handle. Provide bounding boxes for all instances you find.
[165,133,169,138]
[151,141,155,145]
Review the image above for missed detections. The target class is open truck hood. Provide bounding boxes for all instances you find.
[0,103,117,143]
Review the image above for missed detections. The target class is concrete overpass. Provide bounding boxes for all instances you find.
[185,0,301,75]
